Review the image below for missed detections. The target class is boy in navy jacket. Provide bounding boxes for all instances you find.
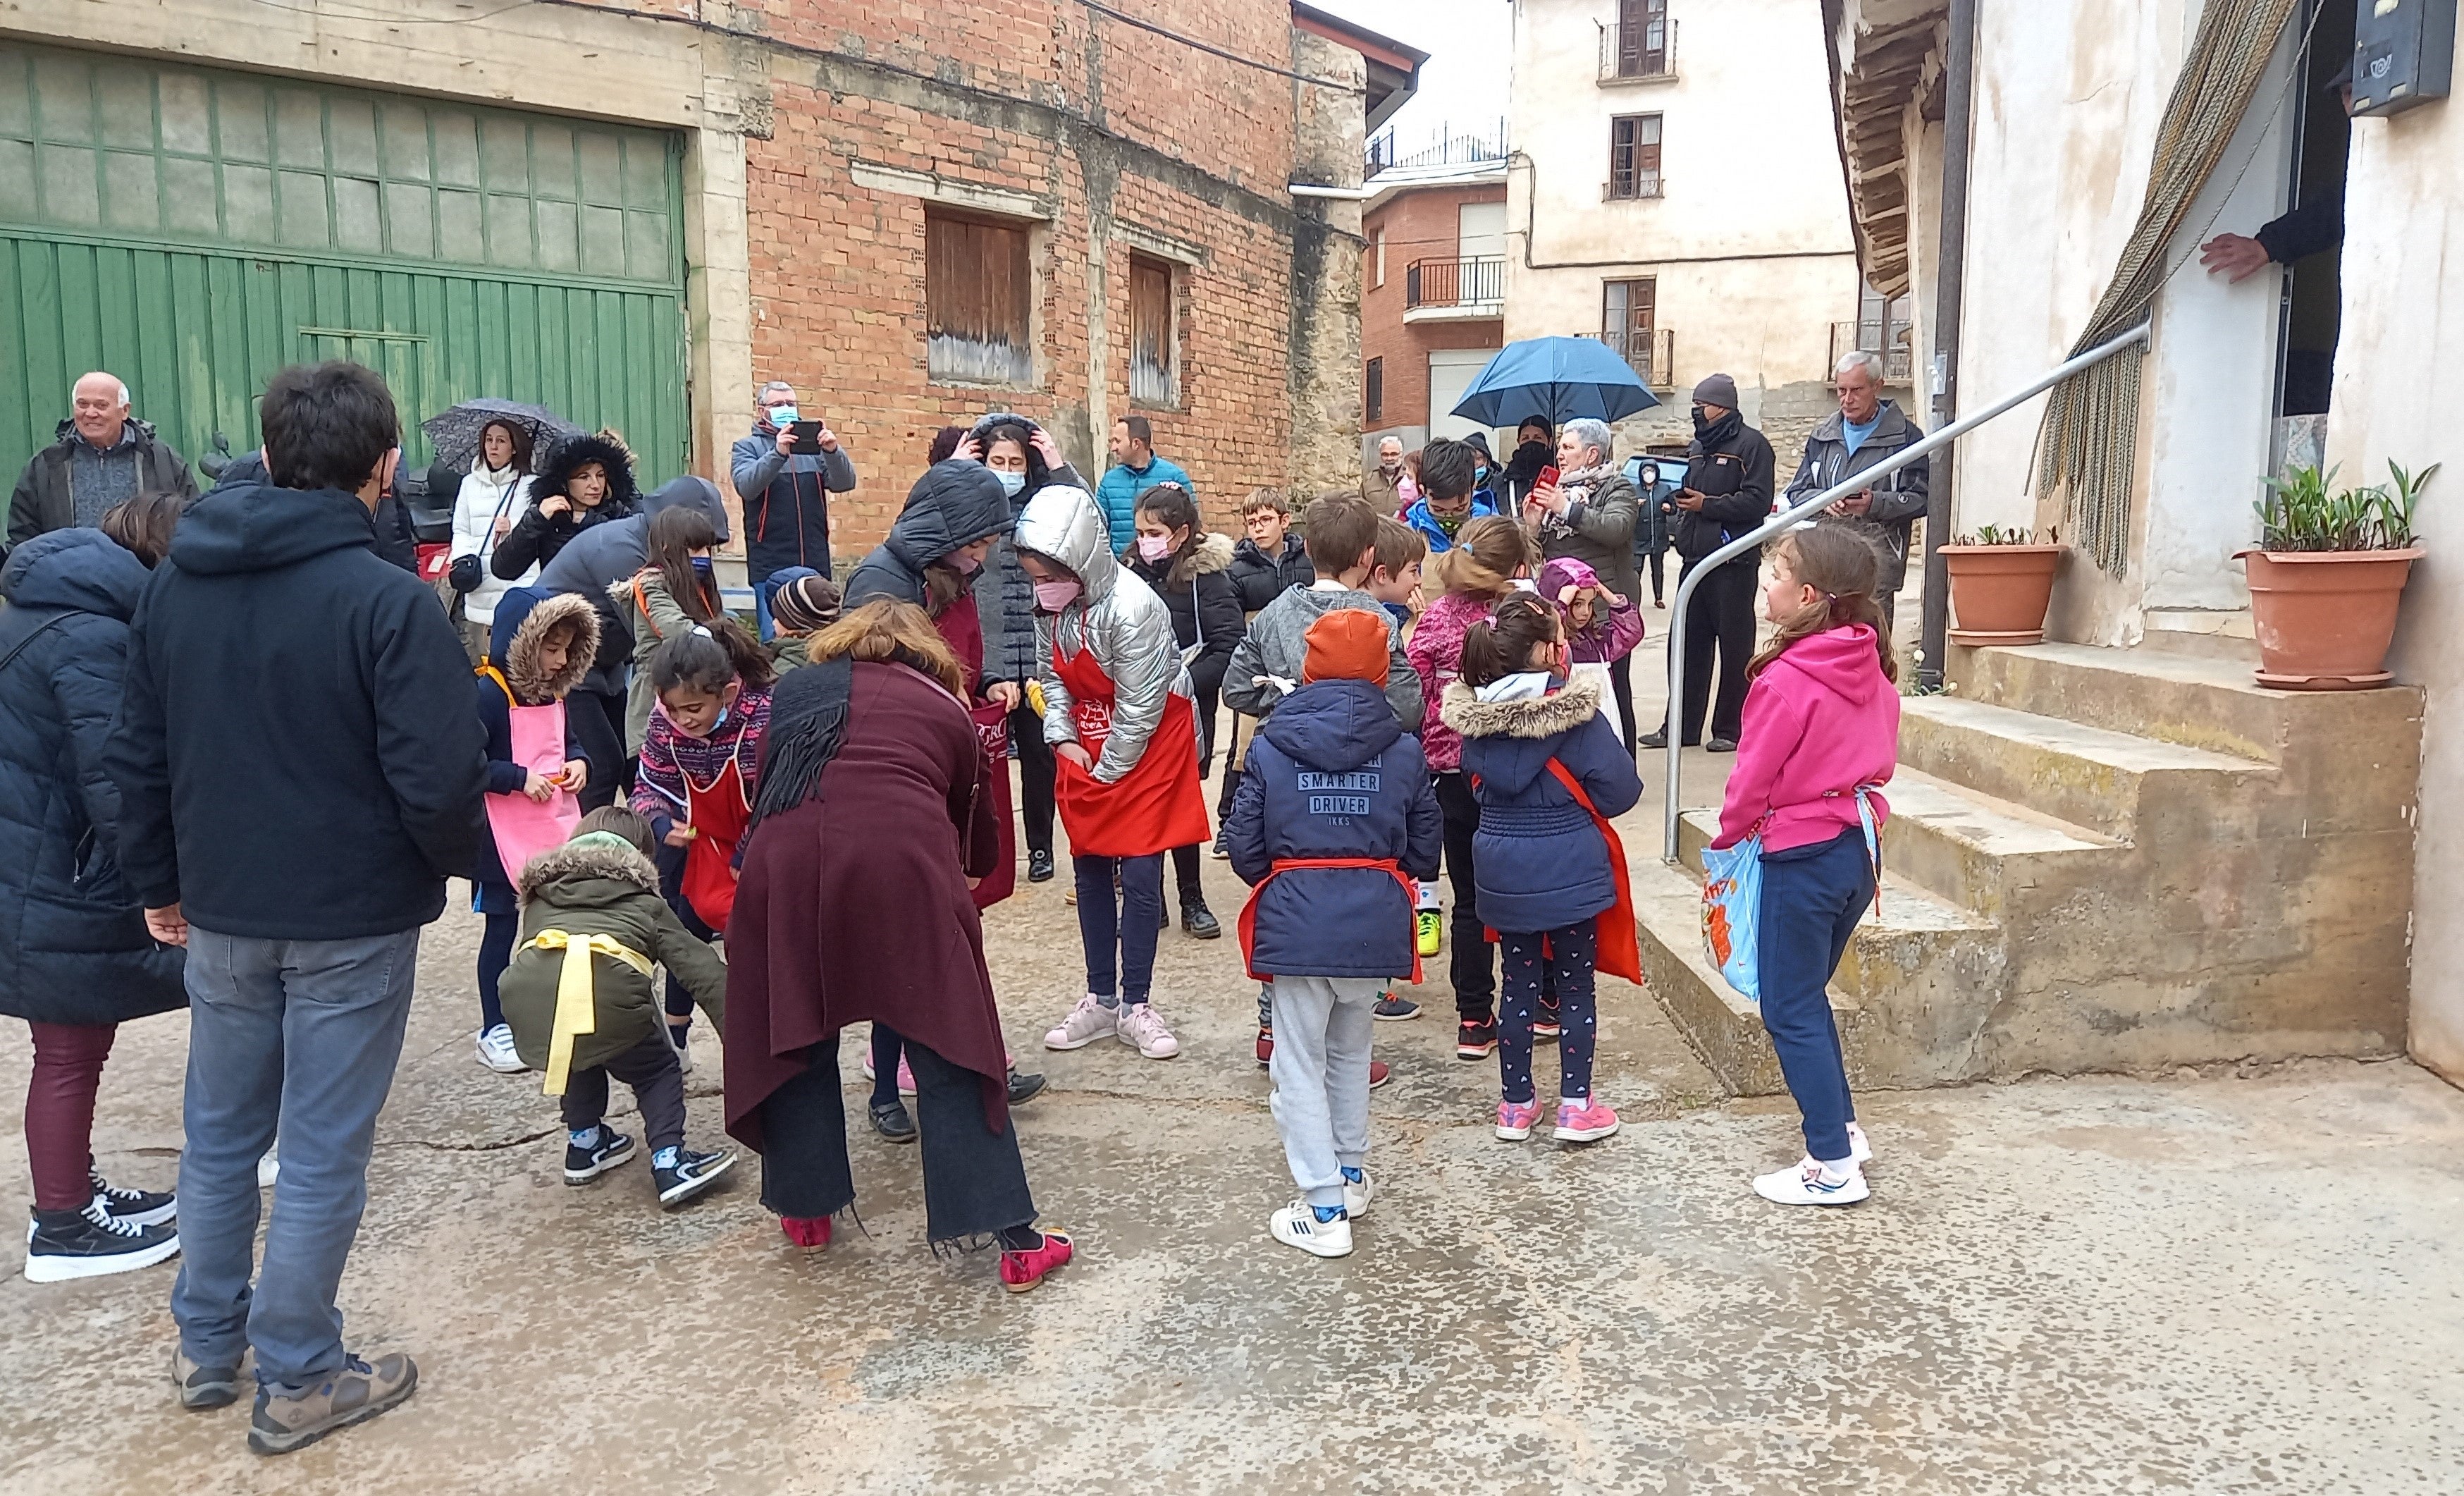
[1226,611,1442,1260]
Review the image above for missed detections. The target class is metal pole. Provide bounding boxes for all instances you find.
[1660,319,2152,861]
[1918,0,1977,692]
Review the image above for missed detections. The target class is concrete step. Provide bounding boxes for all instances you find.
[1899,694,2276,842]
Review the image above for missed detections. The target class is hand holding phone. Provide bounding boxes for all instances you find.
[789,419,825,455]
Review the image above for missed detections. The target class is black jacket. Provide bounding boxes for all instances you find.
[1228,532,1312,613]
[1674,413,1777,569]
[842,460,1016,620]
[214,450,419,572]
[1126,532,1243,707]
[104,480,488,939]
[0,531,186,1025]
[492,434,640,580]
[962,414,1089,686]
[8,417,198,555]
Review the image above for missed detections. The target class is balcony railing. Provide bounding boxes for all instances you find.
[1405,255,1506,312]
[1366,119,1510,180]
[1830,320,1916,385]
[1597,19,1676,82]
[1596,326,1676,389]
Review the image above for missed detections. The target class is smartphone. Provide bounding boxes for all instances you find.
[789,419,825,455]
[1536,465,1560,490]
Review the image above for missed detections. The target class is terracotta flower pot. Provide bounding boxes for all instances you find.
[1940,544,2064,646]
[2234,548,2421,690]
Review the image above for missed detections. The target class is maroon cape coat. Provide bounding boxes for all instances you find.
[723,661,1006,1148]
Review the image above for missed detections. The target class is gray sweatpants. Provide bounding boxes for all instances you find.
[1266,974,1384,1210]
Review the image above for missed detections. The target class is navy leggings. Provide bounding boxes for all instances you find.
[477,907,519,1032]
[1756,828,1871,1163]
[1498,920,1598,1105]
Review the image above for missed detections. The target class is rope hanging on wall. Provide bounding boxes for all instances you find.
[2035,0,2299,577]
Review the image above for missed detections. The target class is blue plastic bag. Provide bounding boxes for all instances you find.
[1701,790,1882,1004]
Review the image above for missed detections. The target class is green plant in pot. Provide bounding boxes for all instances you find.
[1939,523,2065,646]
[2237,461,2434,690]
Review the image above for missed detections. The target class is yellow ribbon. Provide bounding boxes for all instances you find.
[526,930,654,1097]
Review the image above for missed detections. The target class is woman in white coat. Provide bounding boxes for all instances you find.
[447,419,540,660]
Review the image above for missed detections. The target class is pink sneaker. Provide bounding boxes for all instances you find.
[1495,1100,1541,1141]
[1553,1097,1620,1143]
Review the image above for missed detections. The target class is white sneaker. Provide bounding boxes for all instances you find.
[1044,993,1116,1050]
[1846,1122,1872,1166]
[1751,1156,1871,1207]
[257,1149,279,1189]
[1114,1003,1181,1060]
[1269,1201,1353,1258]
[474,1024,524,1074]
[1341,1168,1375,1220]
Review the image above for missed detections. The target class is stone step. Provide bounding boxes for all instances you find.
[1898,694,2276,842]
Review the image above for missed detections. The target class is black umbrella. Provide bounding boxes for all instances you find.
[419,398,582,477]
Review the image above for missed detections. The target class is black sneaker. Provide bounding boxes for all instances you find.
[1456,1018,1498,1060]
[563,1129,636,1184]
[173,1347,242,1410]
[23,1199,181,1283]
[1181,898,1222,939]
[655,1148,736,1208]
[1638,729,1668,749]
[1705,736,1739,754]
[90,1167,176,1227]
[1006,1068,1048,1106]
[1028,848,1055,883]
[868,1100,918,1144]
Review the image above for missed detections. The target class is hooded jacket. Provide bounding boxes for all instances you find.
[1535,465,1643,607]
[1675,412,1777,568]
[1713,625,1897,854]
[8,417,197,553]
[1224,678,1443,979]
[963,414,1089,686]
[1223,584,1422,729]
[1536,556,1645,665]
[1782,400,1930,593]
[534,474,732,700]
[498,831,728,1077]
[1228,532,1312,614]
[843,459,1015,615]
[1403,589,1500,773]
[1013,482,1188,784]
[491,433,641,580]
[1400,491,1501,554]
[210,448,419,572]
[104,480,488,938]
[1439,675,1643,933]
[0,530,187,1026]
[731,418,858,582]
[1124,531,1244,709]
[474,589,599,889]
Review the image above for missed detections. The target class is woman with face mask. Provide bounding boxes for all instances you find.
[1501,417,1556,508]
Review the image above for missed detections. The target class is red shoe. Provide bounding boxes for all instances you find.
[1255,1027,1274,1067]
[999,1230,1074,1294]
[780,1215,832,1251]
[1368,1060,1391,1090]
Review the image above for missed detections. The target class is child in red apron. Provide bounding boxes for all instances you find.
[472,589,599,1075]
[631,621,775,1073]
[1011,484,1211,1062]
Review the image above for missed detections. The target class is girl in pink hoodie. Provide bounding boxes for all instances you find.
[1711,525,1899,1208]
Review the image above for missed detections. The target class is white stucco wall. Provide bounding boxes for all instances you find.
[2327,94,2464,1084]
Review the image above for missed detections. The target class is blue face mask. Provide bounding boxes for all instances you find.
[993,470,1028,498]
[1474,465,1490,483]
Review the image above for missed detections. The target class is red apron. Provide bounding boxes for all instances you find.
[1473,757,1644,985]
[681,749,751,931]
[968,701,1017,909]
[1236,857,1422,985]
[1049,639,1212,858]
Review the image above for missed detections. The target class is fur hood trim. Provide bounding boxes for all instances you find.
[505,591,601,704]
[517,833,660,900]
[531,431,641,514]
[1438,676,1603,740]
[1172,531,1236,584]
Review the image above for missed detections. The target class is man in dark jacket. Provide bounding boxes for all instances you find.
[7,373,197,554]
[730,381,857,632]
[1785,350,1929,630]
[1644,373,1776,753]
[211,447,419,573]
[103,361,484,1454]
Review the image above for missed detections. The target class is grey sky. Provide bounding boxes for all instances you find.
[1317,0,1511,151]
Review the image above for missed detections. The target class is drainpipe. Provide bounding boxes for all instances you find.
[1918,0,1975,692]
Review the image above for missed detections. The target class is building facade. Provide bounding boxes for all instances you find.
[0,0,1417,550]
[1360,155,1510,464]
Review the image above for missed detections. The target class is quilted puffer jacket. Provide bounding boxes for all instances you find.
[0,529,185,1026]
[1012,482,1188,785]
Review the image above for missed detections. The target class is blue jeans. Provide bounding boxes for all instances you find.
[171,926,421,1391]
[1756,829,1871,1163]
[1074,852,1163,1006]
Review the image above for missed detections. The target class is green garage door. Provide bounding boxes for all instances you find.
[0,42,689,521]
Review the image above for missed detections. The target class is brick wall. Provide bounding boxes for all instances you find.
[1362,183,1508,445]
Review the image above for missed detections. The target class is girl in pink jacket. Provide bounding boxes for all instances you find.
[1711,525,1899,1207]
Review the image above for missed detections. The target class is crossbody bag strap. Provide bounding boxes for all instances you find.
[0,613,73,678]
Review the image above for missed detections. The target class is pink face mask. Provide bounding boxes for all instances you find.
[1135,534,1174,563]
[1034,578,1081,613]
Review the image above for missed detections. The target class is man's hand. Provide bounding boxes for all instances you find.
[1030,429,1065,470]
[1674,488,1707,513]
[523,770,555,804]
[2198,232,2273,283]
[1831,490,1874,517]
[1056,742,1095,772]
[774,424,797,457]
[145,903,189,948]
[813,422,839,453]
[555,758,590,793]
[985,680,1022,713]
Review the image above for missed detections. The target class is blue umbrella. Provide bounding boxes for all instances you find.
[1449,336,1661,427]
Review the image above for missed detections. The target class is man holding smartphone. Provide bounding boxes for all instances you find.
[1784,350,1928,630]
[731,379,858,636]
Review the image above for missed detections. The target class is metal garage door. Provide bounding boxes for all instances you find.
[0,42,689,518]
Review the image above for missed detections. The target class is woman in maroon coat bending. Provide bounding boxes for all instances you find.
[722,599,1074,1293]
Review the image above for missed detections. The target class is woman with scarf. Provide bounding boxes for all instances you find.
[1520,417,1641,754]
[724,599,1075,1294]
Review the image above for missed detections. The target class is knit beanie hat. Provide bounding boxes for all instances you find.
[768,569,842,633]
[1301,608,1391,687]
[1691,372,1741,410]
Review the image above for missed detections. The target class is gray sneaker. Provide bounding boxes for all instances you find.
[247,1353,418,1455]
[173,1346,242,1411]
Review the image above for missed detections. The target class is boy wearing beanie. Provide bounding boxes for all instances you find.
[1224,611,1443,1258]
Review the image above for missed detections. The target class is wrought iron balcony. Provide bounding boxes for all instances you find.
[1405,255,1506,314]
[1598,19,1676,83]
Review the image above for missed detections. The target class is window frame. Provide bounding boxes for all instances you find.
[1615,0,1670,78]
[1365,355,1384,425]
[1126,251,1181,410]
[923,204,1037,388]
[1608,113,1664,200]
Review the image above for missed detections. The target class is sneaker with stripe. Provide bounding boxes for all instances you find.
[1751,1156,1871,1206]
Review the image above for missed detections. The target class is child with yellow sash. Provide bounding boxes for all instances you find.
[498,807,736,1208]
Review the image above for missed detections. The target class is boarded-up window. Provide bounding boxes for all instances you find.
[1608,114,1663,200]
[1365,356,1384,423]
[1128,254,1178,407]
[926,208,1033,384]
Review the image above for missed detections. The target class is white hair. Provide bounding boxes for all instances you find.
[1834,350,1887,387]
[73,373,130,406]
[1377,434,1403,450]
[756,380,796,401]
[1563,417,1613,463]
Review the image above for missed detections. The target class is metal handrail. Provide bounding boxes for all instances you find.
[1658,319,2153,860]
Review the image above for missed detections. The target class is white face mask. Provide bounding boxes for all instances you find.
[993,470,1027,498]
